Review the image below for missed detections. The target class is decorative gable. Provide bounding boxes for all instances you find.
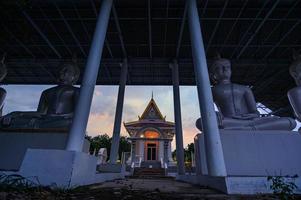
[139,98,165,120]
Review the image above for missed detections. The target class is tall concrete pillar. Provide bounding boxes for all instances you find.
[66,0,113,151]
[109,60,128,163]
[187,0,227,176]
[170,60,185,175]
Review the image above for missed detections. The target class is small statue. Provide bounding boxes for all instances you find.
[196,55,296,131]
[97,148,108,165]
[288,53,301,123]
[0,54,7,117]
[1,57,80,130]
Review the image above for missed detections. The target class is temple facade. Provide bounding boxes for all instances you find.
[124,97,175,167]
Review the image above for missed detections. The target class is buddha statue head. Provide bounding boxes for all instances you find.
[209,54,232,85]
[58,58,80,86]
[0,54,7,83]
[289,53,301,86]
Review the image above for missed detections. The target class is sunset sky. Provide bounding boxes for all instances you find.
[2,85,201,149]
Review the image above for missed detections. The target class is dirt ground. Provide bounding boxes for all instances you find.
[1,177,301,200]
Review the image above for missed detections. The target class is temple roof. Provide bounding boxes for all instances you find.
[139,98,165,120]
[124,97,174,127]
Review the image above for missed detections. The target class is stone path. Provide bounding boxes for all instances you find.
[1,177,301,199]
[75,178,299,200]
[91,177,216,194]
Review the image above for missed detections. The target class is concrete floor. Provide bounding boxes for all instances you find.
[90,177,216,194]
[86,178,293,200]
[2,177,301,199]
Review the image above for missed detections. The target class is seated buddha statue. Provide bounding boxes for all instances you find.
[0,55,7,117]
[196,55,296,131]
[0,59,80,130]
[288,53,301,123]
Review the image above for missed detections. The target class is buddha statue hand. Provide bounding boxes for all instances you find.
[196,111,224,131]
[231,113,260,120]
[1,111,43,127]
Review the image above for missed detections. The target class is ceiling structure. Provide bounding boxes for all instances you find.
[0,0,300,116]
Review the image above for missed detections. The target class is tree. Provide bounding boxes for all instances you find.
[118,136,131,159]
[89,134,111,157]
[172,143,194,162]
[184,143,194,162]
[88,134,131,162]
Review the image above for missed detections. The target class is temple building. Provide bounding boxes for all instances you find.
[124,97,175,167]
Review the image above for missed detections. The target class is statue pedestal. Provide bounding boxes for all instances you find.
[196,130,301,176]
[176,174,301,194]
[0,130,90,171]
[178,130,301,194]
[97,163,123,173]
[4,149,124,187]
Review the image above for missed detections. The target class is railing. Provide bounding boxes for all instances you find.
[130,161,135,175]
[160,157,168,176]
[138,156,142,167]
[130,155,143,175]
[160,157,164,168]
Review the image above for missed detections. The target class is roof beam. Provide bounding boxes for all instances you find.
[90,0,114,58]
[201,0,209,17]
[2,22,56,82]
[39,6,72,56]
[230,0,270,59]
[72,2,91,42]
[7,17,301,22]
[21,9,62,58]
[205,0,229,53]
[219,0,249,53]
[263,20,301,58]
[236,0,281,59]
[175,2,187,58]
[148,0,152,59]
[112,5,127,58]
[112,4,131,83]
[54,3,87,57]
[162,0,170,57]
[2,24,35,58]
[5,43,301,49]
[251,0,300,58]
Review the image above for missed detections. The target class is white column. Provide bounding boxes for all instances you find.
[66,0,113,151]
[139,140,144,161]
[164,140,169,163]
[159,141,164,161]
[187,0,227,176]
[170,60,185,175]
[109,60,128,164]
[131,140,136,163]
[168,141,173,162]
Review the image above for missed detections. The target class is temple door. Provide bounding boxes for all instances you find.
[146,143,157,161]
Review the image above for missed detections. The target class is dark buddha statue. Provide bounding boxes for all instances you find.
[1,59,80,130]
[288,53,301,123]
[0,55,7,117]
[196,55,296,131]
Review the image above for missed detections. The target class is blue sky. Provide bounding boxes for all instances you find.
[2,85,201,149]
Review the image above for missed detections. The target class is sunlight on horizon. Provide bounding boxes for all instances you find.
[2,85,200,149]
[3,85,299,150]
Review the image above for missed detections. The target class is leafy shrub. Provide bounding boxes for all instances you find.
[267,175,298,200]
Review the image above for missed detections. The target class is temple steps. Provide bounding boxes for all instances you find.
[132,167,167,178]
[140,161,161,168]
